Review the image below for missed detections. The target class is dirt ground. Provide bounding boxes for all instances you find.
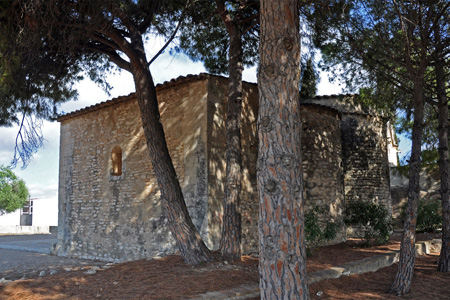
[0,232,447,300]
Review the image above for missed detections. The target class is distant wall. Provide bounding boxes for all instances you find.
[390,166,441,227]
[0,225,54,234]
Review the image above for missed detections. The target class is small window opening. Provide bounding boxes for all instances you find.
[111,146,123,176]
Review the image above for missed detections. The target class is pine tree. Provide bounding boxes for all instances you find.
[179,0,259,260]
[307,0,450,294]
[1,0,214,265]
[258,0,309,298]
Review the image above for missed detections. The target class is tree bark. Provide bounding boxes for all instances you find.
[128,34,215,265]
[18,0,215,265]
[390,79,425,295]
[217,0,244,261]
[258,1,309,299]
[435,23,450,272]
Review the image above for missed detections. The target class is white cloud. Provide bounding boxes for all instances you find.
[314,52,343,96]
[0,150,15,166]
[0,126,22,167]
[317,71,343,96]
[151,52,206,84]
[27,182,58,199]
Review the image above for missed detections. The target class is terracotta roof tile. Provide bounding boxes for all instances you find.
[57,73,366,122]
[57,73,211,122]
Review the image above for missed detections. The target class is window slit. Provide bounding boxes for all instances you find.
[111,146,122,176]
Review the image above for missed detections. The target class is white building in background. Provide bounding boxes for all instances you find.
[32,197,58,226]
[0,209,21,226]
[387,121,401,166]
[0,197,58,233]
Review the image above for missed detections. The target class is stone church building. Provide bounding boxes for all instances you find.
[56,73,393,262]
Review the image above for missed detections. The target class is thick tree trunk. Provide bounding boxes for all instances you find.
[435,28,450,272]
[129,37,215,265]
[258,1,309,299]
[390,79,425,295]
[437,89,450,273]
[219,26,244,260]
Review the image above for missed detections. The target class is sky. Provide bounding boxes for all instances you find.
[0,35,408,206]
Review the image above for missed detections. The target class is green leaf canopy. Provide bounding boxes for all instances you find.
[0,166,29,213]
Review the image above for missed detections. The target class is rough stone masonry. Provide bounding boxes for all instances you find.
[56,73,393,262]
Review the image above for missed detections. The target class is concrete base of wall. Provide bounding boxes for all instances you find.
[415,239,442,256]
[0,225,57,235]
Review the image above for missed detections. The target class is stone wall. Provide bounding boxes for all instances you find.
[206,76,259,253]
[390,166,441,227]
[57,74,393,262]
[307,96,392,210]
[57,78,214,262]
[300,96,392,238]
[340,114,391,212]
[301,104,346,244]
[57,75,261,261]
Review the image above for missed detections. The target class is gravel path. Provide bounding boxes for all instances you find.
[0,234,104,281]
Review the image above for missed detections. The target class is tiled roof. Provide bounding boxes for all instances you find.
[57,73,368,122]
[300,94,382,117]
[300,102,342,115]
[57,73,212,122]
[307,94,355,100]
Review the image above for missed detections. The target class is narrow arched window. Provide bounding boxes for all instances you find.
[111,146,123,176]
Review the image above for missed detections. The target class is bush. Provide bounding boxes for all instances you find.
[344,200,393,246]
[305,205,338,255]
[417,199,442,232]
[401,199,442,232]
